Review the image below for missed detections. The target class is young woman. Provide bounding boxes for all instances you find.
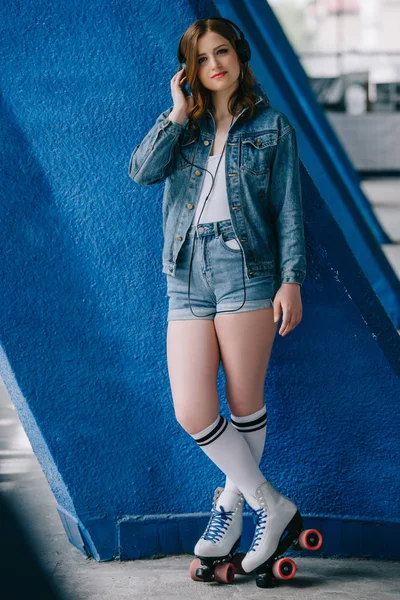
[128,17,306,574]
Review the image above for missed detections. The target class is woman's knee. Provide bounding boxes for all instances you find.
[174,406,220,435]
[226,393,265,417]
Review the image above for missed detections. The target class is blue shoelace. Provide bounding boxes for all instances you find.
[249,507,268,552]
[202,505,234,543]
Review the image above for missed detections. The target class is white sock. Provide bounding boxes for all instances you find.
[221,405,267,507]
[190,414,267,511]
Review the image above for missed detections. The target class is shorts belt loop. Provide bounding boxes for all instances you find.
[214,221,219,239]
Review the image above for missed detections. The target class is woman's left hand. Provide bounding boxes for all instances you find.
[273,283,303,336]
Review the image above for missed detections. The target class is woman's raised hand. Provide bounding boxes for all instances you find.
[170,68,194,120]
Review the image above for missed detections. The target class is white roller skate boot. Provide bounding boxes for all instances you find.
[194,486,245,559]
[241,479,300,574]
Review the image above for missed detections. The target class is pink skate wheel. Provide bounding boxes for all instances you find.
[272,557,297,580]
[189,558,203,581]
[298,529,323,550]
[214,562,236,584]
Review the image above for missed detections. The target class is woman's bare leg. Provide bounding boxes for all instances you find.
[166,320,221,435]
[214,307,278,416]
[214,307,278,495]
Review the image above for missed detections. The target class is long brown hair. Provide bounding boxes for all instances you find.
[178,18,269,135]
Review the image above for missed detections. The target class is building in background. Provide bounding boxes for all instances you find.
[269,0,400,170]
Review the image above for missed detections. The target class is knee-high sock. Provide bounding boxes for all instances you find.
[190,414,267,511]
[223,404,267,497]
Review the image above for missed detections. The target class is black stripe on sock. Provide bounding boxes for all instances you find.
[233,422,267,433]
[195,415,228,447]
[231,413,267,432]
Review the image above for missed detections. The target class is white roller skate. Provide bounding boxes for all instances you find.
[190,486,245,583]
[194,486,244,559]
[241,479,301,574]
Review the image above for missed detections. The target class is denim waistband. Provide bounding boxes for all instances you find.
[187,219,234,239]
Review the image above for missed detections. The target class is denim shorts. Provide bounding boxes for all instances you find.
[166,219,280,321]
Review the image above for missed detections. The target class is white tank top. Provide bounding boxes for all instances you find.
[193,151,240,249]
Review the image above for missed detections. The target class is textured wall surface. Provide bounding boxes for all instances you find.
[0,0,399,561]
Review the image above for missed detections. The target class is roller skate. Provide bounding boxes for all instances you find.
[241,479,323,588]
[253,517,323,588]
[189,486,247,584]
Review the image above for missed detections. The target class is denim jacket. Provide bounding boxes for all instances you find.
[128,94,306,285]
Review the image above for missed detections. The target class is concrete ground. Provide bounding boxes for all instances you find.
[1,176,400,599]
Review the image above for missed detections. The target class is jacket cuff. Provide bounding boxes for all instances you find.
[160,116,187,136]
[280,270,306,286]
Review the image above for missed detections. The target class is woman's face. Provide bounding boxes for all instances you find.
[196,31,241,93]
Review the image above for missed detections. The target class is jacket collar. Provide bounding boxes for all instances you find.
[206,94,263,121]
[199,94,264,135]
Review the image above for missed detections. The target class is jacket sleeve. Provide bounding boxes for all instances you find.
[268,125,306,286]
[128,106,187,186]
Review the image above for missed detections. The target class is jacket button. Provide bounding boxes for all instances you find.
[195,170,201,176]
[187,203,193,209]
[176,236,182,241]
[256,138,262,146]
[203,140,210,146]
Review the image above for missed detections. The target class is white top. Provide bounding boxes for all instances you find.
[193,151,231,223]
[192,114,241,250]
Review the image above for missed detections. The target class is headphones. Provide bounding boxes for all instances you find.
[176,17,251,318]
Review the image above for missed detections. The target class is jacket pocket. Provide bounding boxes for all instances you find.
[175,133,197,171]
[241,131,278,175]
[218,229,242,253]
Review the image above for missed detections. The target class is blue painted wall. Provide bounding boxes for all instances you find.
[0,0,399,561]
